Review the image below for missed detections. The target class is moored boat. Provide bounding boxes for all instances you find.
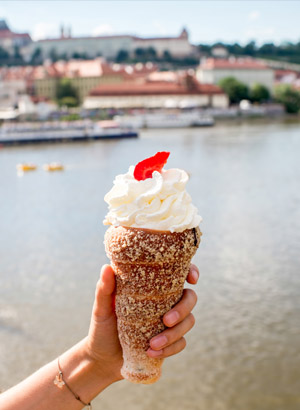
[0,120,138,146]
[43,163,64,171]
[16,163,37,172]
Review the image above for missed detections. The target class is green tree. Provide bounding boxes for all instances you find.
[49,48,58,62]
[56,78,79,107]
[146,47,157,60]
[58,97,78,108]
[0,46,10,65]
[30,47,42,65]
[274,84,300,114]
[218,77,249,104]
[116,49,129,63]
[163,50,172,62]
[250,83,270,103]
[134,48,145,59]
[244,41,256,56]
[13,46,24,65]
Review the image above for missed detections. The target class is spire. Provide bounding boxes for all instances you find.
[60,24,65,39]
[180,27,188,39]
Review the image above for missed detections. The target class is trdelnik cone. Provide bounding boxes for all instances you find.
[103,152,202,384]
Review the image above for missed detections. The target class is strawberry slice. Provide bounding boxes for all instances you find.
[133,151,170,181]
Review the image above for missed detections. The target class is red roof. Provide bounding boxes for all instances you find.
[0,29,31,40]
[201,58,269,70]
[89,79,224,97]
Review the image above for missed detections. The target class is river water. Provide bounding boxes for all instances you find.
[0,119,300,410]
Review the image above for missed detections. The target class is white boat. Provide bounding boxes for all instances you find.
[114,111,214,129]
[0,120,138,145]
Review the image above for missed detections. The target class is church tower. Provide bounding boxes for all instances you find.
[180,27,189,40]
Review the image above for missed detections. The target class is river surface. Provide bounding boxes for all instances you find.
[0,119,300,410]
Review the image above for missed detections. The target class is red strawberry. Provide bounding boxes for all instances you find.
[133,151,170,181]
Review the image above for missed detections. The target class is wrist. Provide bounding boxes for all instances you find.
[81,337,122,384]
[59,339,120,405]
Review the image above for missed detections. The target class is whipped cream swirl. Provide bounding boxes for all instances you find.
[104,166,202,232]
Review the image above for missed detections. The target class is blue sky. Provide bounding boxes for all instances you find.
[0,1,299,45]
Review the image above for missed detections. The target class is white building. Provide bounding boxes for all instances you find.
[197,58,274,91]
[83,77,228,110]
[26,28,194,61]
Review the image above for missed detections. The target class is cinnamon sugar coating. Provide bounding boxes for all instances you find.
[104,226,201,384]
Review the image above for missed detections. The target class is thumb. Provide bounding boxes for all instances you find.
[92,264,116,320]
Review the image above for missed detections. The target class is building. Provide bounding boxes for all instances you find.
[83,74,228,109]
[0,60,158,104]
[0,19,31,54]
[196,57,274,91]
[26,27,194,61]
[211,45,229,58]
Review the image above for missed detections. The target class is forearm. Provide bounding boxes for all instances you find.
[0,338,119,410]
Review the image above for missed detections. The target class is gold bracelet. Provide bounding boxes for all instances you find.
[54,358,92,409]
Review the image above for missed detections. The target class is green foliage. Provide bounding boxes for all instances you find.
[116,49,129,63]
[72,51,88,59]
[49,48,58,62]
[218,77,249,104]
[30,47,42,65]
[134,47,157,61]
[198,40,300,64]
[274,85,300,114]
[60,113,81,121]
[0,46,10,64]
[250,83,270,103]
[56,79,79,107]
[58,96,78,108]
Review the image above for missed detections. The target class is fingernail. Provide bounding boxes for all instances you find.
[191,269,199,282]
[164,311,179,326]
[147,348,163,358]
[151,335,167,349]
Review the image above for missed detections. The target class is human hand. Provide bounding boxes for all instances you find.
[85,263,199,383]
[147,263,199,358]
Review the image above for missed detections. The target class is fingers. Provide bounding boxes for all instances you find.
[148,337,187,359]
[186,263,199,284]
[92,264,116,320]
[163,288,197,327]
[148,313,195,358]
[147,288,198,359]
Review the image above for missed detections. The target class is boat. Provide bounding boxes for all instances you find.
[0,120,138,146]
[114,111,214,129]
[16,163,37,172]
[43,162,64,171]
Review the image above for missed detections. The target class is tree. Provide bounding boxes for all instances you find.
[244,41,256,56]
[58,96,78,108]
[13,46,24,65]
[218,77,249,104]
[146,47,157,60]
[49,48,58,62]
[274,84,300,114]
[163,50,172,62]
[0,46,10,65]
[134,48,145,59]
[250,83,270,103]
[56,78,79,107]
[116,49,129,63]
[30,47,42,65]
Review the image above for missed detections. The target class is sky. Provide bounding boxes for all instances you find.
[0,1,299,45]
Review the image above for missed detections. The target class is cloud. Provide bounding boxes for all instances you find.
[248,10,261,21]
[92,24,114,36]
[32,22,57,41]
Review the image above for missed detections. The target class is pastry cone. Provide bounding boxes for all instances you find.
[105,225,201,384]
